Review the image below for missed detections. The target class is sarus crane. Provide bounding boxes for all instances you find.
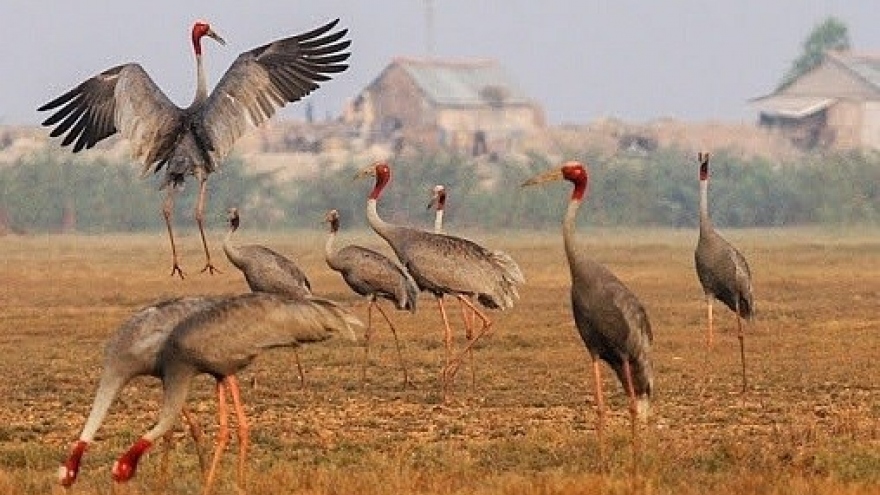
[356,161,524,402]
[110,292,360,495]
[223,207,313,386]
[38,19,351,278]
[426,184,479,388]
[522,161,653,468]
[323,208,417,387]
[694,152,754,392]
[59,296,220,488]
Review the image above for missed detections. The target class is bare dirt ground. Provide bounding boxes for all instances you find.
[0,228,878,494]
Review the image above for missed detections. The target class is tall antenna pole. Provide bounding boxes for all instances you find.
[424,0,435,58]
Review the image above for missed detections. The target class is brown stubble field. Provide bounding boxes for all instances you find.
[0,228,878,495]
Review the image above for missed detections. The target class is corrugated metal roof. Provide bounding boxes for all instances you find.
[830,52,880,89]
[394,58,533,106]
[750,95,836,118]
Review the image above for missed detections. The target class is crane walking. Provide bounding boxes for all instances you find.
[224,207,312,386]
[356,161,524,402]
[39,19,351,278]
[694,152,754,392]
[323,208,417,387]
[523,161,653,469]
[59,296,221,488]
[109,292,359,495]
[427,184,479,388]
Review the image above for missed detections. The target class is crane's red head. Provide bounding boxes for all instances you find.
[427,184,446,211]
[522,160,589,201]
[355,161,392,200]
[698,152,710,181]
[191,21,226,56]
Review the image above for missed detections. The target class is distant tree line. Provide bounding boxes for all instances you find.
[1,147,879,234]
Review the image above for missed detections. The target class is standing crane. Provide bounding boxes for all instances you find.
[427,184,479,387]
[38,19,351,278]
[59,296,220,488]
[223,207,312,386]
[522,161,653,468]
[323,208,417,387]
[109,292,360,495]
[355,161,524,402]
[694,152,754,392]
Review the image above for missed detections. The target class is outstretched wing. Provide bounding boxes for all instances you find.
[200,19,351,162]
[38,64,183,173]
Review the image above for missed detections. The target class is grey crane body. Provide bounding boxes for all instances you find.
[523,162,653,468]
[60,296,222,487]
[569,252,654,400]
[224,209,312,299]
[695,227,753,320]
[373,220,523,310]
[111,292,359,488]
[38,19,351,277]
[328,243,417,311]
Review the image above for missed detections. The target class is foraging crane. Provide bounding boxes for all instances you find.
[223,207,312,386]
[323,208,417,387]
[59,296,221,488]
[355,161,524,401]
[522,161,653,467]
[694,152,754,392]
[38,19,351,278]
[427,184,479,387]
[110,292,359,495]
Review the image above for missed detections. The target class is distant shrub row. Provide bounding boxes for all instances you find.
[1,147,879,233]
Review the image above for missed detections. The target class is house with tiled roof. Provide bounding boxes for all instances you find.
[346,57,545,154]
[751,50,880,150]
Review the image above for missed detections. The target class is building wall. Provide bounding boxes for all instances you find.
[861,102,880,149]
[827,100,864,148]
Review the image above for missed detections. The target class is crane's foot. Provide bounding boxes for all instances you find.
[170,263,185,279]
[200,262,221,275]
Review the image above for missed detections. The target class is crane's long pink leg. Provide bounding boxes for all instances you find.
[180,407,207,474]
[163,186,185,279]
[622,360,640,479]
[436,297,454,403]
[226,376,250,492]
[735,300,747,393]
[706,297,714,349]
[458,297,477,390]
[374,300,412,388]
[360,300,375,387]
[194,173,219,275]
[592,359,607,471]
[202,379,230,495]
[292,350,307,389]
[444,296,492,381]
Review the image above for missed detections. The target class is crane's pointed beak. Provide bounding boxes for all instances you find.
[207,29,226,46]
[522,169,564,187]
[426,193,438,211]
[354,165,376,180]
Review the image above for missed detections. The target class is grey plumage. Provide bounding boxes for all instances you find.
[59,296,222,488]
[110,292,359,491]
[694,152,753,391]
[324,208,417,386]
[356,161,524,401]
[224,208,311,298]
[38,19,350,277]
[523,161,653,466]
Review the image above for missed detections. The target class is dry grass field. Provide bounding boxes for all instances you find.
[0,227,878,494]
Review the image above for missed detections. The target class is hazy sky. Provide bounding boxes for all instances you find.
[3,1,878,126]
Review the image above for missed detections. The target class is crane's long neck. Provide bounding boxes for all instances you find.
[562,198,582,268]
[433,209,444,234]
[699,177,713,234]
[366,198,395,241]
[324,222,340,269]
[222,224,244,267]
[194,52,208,103]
